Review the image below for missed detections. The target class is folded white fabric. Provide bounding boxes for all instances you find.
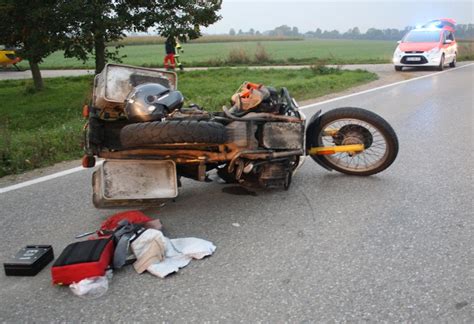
[131,229,216,278]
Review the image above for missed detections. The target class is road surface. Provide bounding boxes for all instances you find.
[0,64,473,322]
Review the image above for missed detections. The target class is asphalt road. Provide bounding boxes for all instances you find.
[1,64,473,322]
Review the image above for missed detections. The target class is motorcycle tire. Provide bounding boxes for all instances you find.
[308,107,398,176]
[120,120,227,147]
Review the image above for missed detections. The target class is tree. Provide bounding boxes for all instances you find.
[63,0,222,74]
[351,27,361,38]
[249,28,255,36]
[315,28,322,38]
[0,0,67,90]
[269,25,292,37]
[365,28,384,40]
[229,28,236,36]
[291,27,299,36]
[456,24,474,40]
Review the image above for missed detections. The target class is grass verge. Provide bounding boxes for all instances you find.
[0,77,92,177]
[0,68,377,177]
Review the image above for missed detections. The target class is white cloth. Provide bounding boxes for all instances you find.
[131,229,216,278]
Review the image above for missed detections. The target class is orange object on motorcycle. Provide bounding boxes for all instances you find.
[231,82,266,111]
[245,82,262,90]
[240,89,251,98]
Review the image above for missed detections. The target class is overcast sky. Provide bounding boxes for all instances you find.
[202,0,474,34]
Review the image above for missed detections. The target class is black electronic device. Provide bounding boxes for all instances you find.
[4,245,54,276]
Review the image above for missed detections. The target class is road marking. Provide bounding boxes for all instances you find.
[0,166,85,194]
[299,63,474,110]
[0,160,104,194]
[1,63,472,194]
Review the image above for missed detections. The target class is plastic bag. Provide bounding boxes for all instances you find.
[69,274,110,299]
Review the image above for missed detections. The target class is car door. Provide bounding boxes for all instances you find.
[448,31,457,59]
[443,30,455,61]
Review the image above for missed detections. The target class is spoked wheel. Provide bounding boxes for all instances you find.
[309,107,399,176]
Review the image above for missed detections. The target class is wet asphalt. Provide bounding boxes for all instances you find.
[0,64,473,322]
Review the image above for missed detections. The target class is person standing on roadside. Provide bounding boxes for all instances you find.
[164,36,176,70]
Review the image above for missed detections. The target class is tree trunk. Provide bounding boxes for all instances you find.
[29,61,43,91]
[94,33,106,74]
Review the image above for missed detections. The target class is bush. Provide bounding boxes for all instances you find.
[458,41,474,60]
[204,58,226,67]
[254,42,271,63]
[227,47,251,64]
[309,58,340,75]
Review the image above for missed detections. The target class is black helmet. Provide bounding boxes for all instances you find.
[124,83,184,122]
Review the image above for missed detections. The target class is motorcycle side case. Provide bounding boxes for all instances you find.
[92,159,178,208]
[261,122,304,150]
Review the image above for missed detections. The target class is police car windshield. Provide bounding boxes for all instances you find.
[403,30,441,43]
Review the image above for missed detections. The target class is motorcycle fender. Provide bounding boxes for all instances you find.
[305,109,333,171]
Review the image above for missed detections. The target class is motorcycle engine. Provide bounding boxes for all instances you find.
[226,159,294,190]
[257,161,292,189]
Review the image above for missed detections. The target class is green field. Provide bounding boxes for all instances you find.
[16,39,398,70]
[0,67,377,177]
[15,38,473,70]
[12,37,474,70]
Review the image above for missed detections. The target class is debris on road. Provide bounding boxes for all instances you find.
[3,245,54,276]
[51,238,114,285]
[69,272,111,299]
[0,209,214,297]
[131,229,216,278]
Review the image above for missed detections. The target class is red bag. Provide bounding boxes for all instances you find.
[100,210,152,232]
[51,238,114,285]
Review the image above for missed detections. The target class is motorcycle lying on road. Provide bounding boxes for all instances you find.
[82,64,399,208]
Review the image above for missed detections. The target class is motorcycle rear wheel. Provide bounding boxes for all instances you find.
[308,107,398,176]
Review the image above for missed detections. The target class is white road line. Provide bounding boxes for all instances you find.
[0,160,104,194]
[0,166,85,194]
[299,63,474,110]
[1,63,473,194]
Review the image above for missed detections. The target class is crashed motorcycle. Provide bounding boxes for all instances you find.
[83,64,398,208]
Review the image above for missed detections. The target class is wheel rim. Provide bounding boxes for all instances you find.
[318,118,390,173]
